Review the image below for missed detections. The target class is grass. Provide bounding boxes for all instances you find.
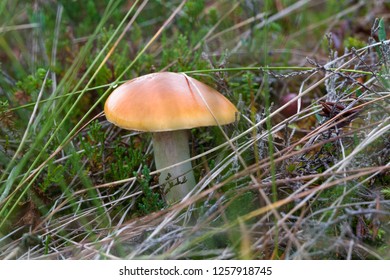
[0,0,389,260]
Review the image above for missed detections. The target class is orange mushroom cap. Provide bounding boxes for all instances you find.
[104,72,238,132]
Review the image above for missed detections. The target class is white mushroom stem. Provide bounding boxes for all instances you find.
[152,130,196,203]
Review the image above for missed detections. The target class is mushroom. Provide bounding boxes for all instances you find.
[279,93,300,117]
[104,72,238,203]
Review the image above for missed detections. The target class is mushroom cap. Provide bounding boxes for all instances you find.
[104,72,238,132]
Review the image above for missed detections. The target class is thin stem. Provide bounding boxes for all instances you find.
[152,130,196,204]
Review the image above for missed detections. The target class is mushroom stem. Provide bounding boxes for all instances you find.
[152,130,196,203]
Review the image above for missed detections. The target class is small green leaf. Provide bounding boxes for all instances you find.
[378,18,386,42]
